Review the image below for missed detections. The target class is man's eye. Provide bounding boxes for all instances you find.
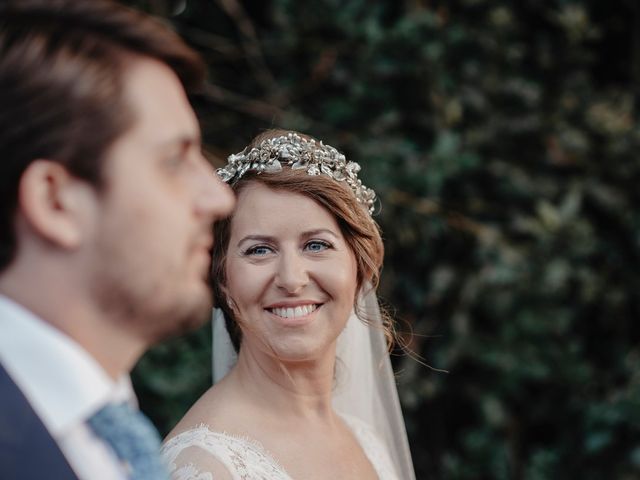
[164,154,185,168]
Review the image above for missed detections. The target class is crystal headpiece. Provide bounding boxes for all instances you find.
[217,132,376,214]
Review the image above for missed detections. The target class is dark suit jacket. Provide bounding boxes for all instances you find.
[0,363,78,479]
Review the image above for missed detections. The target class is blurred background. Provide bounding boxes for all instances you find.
[123,1,640,478]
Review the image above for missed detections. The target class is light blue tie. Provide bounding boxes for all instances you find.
[87,402,169,480]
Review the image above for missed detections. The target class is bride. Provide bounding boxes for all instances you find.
[162,130,415,479]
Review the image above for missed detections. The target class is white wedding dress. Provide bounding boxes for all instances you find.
[161,413,399,479]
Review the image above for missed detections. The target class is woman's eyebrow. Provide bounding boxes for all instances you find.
[236,229,339,248]
[301,228,339,239]
[236,235,275,247]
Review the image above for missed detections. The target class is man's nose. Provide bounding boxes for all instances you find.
[195,157,235,221]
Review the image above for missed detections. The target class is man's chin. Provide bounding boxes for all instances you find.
[148,291,213,343]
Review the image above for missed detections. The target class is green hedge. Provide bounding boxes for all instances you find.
[128,1,640,478]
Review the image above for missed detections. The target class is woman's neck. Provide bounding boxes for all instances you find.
[230,343,338,420]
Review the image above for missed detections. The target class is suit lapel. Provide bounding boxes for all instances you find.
[0,363,79,479]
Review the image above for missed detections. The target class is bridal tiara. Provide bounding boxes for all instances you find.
[217,132,377,214]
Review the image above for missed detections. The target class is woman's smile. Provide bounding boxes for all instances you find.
[265,302,322,326]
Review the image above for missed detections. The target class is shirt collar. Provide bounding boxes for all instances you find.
[0,295,136,436]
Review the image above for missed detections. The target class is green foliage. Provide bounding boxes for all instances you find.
[127,0,640,477]
[132,323,211,437]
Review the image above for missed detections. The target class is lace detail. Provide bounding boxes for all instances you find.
[161,415,399,480]
[173,464,213,480]
[162,425,291,480]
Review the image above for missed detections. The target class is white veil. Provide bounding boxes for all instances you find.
[211,288,416,480]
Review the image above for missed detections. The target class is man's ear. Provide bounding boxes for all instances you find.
[18,160,94,249]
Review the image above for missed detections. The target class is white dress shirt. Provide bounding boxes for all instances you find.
[0,295,136,480]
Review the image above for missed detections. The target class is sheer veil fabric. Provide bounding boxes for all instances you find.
[211,288,416,480]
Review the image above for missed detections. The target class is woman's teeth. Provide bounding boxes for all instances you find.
[269,304,318,319]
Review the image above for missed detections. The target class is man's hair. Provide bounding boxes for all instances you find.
[0,0,206,270]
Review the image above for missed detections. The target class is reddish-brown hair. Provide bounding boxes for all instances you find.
[0,0,205,271]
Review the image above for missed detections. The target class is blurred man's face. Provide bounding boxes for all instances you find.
[86,57,234,342]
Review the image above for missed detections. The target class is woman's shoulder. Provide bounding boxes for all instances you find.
[167,383,225,433]
[162,382,291,479]
[162,424,292,480]
[162,423,262,465]
[166,379,245,439]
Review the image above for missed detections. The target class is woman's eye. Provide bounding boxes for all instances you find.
[244,245,273,256]
[305,240,331,252]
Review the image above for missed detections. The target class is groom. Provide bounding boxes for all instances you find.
[0,1,234,479]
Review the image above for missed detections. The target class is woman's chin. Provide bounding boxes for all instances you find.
[262,339,334,364]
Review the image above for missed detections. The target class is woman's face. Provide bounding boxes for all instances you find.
[224,182,358,362]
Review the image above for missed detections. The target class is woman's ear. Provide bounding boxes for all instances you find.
[215,283,235,313]
[225,293,240,315]
[18,160,95,249]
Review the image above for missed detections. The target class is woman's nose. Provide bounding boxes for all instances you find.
[274,252,309,294]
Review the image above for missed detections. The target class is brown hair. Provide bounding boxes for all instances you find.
[212,130,396,350]
[0,0,205,271]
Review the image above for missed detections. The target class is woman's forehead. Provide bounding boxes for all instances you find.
[229,183,338,236]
